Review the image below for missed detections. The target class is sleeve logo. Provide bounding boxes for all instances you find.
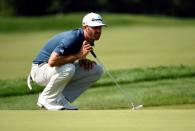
[60,49,64,54]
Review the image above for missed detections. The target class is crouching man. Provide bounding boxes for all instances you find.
[27,12,106,110]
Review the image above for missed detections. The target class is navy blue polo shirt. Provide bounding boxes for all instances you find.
[33,28,84,64]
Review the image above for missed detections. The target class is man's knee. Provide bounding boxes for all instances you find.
[56,64,76,80]
[93,64,104,80]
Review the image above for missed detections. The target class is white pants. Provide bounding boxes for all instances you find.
[30,61,103,104]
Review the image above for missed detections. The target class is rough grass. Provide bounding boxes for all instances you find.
[75,76,195,109]
[0,66,195,110]
[0,65,195,97]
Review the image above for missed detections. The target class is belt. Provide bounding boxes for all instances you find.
[32,62,47,67]
[33,61,47,65]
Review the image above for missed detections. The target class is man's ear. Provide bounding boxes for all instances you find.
[82,25,88,29]
[82,25,86,30]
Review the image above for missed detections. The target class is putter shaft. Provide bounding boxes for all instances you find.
[91,51,135,109]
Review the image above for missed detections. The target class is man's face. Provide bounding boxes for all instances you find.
[86,26,102,41]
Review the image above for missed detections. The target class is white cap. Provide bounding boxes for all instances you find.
[82,12,106,27]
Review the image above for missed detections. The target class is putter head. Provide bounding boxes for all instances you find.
[132,105,143,110]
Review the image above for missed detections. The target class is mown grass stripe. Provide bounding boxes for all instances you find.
[0,65,195,97]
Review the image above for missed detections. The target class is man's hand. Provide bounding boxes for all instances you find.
[48,41,93,67]
[77,41,92,59]
[79,59,96,70]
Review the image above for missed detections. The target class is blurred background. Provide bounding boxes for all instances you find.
[0,0,195,79]
[0,0,195,17]
[0,0,195,110]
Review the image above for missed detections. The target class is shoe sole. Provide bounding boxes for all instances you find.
[37,102,69,110]
[37,102,44,108]
[62,108,78,110]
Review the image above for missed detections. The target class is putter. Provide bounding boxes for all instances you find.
[90,42,143,110]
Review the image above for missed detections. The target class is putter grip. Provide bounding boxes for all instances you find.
[90,41,97,58]
[90,50,97,58]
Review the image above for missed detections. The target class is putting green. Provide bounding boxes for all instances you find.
[0,110,195,131]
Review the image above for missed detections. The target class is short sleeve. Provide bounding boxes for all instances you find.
[53,29,83,56]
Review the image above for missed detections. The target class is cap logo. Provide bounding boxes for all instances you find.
[91,18,102,22]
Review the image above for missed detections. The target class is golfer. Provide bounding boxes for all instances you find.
[27,12,106,110]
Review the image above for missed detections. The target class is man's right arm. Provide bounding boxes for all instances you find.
[48,52,80,67]
[48,41,92,67]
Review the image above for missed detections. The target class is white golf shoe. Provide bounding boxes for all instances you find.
[37,95,65,110]
[37,94,78,110]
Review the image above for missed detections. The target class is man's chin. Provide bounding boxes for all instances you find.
[94,34,101,40]
[94,36,100,40]
[95,38,100,40]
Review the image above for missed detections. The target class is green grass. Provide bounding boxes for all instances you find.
[68,76,195,109]
[0,66,195,110]
[0,65,195,97]
[0,14,195,110]
[0,110,195,131]
[0,25,195,79]
[0,14,195,79]
[1,13,195,32]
